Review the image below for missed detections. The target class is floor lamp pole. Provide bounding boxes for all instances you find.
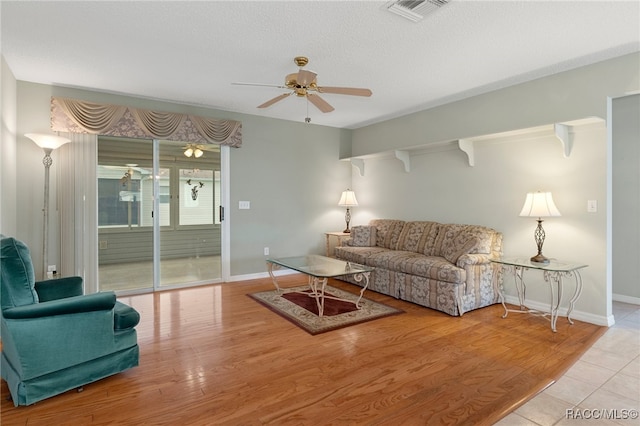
[42,148,53,278]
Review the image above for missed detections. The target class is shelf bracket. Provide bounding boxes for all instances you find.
[554,123,575,158]
[457,139,475,166]
[350,158,365,177]
[394,150,410,173]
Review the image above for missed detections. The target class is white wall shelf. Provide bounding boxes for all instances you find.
[345,117,604,175]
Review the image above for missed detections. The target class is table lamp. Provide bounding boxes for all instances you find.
[338,189,358,233]
[519,191,561,264]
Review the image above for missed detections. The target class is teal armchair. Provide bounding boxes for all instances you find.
[1,236,140,406]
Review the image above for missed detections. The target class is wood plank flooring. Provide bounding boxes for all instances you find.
[0,276,606,425]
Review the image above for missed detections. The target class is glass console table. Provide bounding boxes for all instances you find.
[491,257,587,332]
[266,255,373,317]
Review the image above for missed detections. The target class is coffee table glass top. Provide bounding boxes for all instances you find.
[267,255,373,278]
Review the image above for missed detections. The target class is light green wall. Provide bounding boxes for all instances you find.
[612,94,640,300]
[14,82,352,278]
[1,55,17,237]
[351,53,640,157]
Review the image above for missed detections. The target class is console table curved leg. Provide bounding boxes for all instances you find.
[515,267,527,310]
[544,271,562,333]
[566,270,583,324]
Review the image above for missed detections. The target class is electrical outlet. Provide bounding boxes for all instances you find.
[264,247,269,256]
[47,265,56,272]
[99,240,108,249]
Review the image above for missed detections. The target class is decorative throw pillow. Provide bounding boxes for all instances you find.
[443,236,480,264]
[350,226,377,247]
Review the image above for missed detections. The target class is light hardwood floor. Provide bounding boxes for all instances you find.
[1,275,608,425]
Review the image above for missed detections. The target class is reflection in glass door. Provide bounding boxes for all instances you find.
[98,137,222,293]
[97,137,155,292]
[158,140,222,288]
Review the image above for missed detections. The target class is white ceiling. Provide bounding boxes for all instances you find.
[2,1,639,129]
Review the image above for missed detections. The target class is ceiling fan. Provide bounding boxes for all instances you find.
[232,56,372,114]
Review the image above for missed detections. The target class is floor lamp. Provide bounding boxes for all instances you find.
[25,133,71,278]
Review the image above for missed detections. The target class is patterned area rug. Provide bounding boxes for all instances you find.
[248,285,404,335]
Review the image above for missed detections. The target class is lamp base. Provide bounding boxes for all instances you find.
[530,253,550,264]
[343,228,351,234]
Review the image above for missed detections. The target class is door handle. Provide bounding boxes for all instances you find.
[219,206,224,221]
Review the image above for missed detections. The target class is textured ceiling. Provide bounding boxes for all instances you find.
[2,1,639,129]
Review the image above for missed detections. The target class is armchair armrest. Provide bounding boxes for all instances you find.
[35,276,83,302]
[2,292,116,319]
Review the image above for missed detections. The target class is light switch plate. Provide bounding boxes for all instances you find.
[587,200,597,213]
[239,201,250,209]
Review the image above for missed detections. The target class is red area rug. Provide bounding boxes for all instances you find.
[248,285,403,335]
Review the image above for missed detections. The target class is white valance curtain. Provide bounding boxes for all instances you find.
[50,97,242,147]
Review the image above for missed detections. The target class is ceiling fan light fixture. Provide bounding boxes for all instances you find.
[236,56,372,114]
[184,147,194,157]
[194,148,203,158]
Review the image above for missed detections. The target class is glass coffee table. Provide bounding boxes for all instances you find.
[266,255,374,317]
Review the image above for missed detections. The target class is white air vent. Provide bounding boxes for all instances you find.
[386,0,450,22]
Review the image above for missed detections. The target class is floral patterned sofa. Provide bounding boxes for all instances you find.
[334,219,503,316]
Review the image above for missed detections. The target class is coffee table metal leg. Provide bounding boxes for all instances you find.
[351,271,371,308]
[267,261,282,292]
[307,276,328,317]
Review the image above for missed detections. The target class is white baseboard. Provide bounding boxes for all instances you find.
[229,269,297,283]
[502,295,612,326]
[613,293,640,305]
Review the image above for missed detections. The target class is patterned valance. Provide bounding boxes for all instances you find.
[50,97,242,147]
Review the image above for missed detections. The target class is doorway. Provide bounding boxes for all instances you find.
[97,137,223,293]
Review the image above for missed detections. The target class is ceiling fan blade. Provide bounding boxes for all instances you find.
[317,86,372,97]
[307,94,335,113]
[257,93,291,109]
[297,69,317,87]
[232,82,287,89]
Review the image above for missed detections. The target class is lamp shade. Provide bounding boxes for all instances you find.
[519,192,561,218]
[25,133,70,151]
[338,189,358,207]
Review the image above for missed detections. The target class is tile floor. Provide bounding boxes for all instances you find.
[496,301,640,425]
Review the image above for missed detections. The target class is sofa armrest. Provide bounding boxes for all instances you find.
[35,276,83,301]
[456,253,492,267]
[2,292,116,319]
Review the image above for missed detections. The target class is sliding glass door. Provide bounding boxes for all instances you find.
[157,140,222,288]
[98,137,222,293]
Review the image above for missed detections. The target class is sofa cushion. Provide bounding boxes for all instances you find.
[349,225,377,247]
[366,251,466,284]
[370,219,405,249]
[334,246,389,265]
[396,221,441,256]
[1,237,39,310]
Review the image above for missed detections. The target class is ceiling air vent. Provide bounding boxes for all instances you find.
[386,0,450,22]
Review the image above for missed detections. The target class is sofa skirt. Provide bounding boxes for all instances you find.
[337,268,500,316]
